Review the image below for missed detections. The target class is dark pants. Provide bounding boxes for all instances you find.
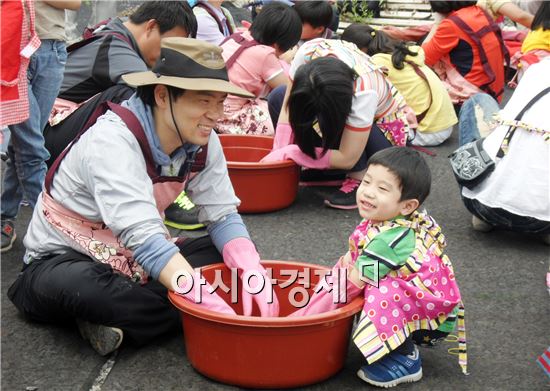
[267,84,286,129]
[7,236,222,346]
[462,196,550,235]
[267,84,392,173]
[396,330,449,355]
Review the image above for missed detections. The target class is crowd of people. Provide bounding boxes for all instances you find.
[0,0,548,388]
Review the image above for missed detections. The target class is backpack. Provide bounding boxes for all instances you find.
[66,19,131,53]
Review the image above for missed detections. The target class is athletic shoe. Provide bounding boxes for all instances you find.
[1,220,16,253]
[77,320,123,356]
[471,215,493,232]
[323,178,360,209]
[357,346,422,388]
[164,191,204,230]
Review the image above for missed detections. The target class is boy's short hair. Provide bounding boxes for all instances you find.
[130,1,198,37]
[367,147,432,205]
[294,1,334,29]
[250,2,302,53]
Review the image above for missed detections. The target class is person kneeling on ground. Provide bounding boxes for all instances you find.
[457,58,550,243]
[8,38,279,357]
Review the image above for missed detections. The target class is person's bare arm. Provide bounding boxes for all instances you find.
[329,128,370,170]
[157,252,196,291]
[497,2,534,28]
[277,81,292,125]
[43,0,82,11]
[267,71,289,90]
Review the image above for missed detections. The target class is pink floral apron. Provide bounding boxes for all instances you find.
[349,212,467,374]
[41,102,205,283]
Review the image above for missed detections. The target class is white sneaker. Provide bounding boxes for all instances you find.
[471,215,493,232]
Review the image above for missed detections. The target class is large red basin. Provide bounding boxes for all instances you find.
[168,260,364,389]
[218,134,300,213]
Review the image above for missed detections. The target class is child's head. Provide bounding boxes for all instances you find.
[294,1,334,41]
[250,2,302,54]
[532,2,550,31]
[341,24,417,70]
[357,147,431,222]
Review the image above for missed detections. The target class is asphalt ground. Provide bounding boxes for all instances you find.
[2,116,549,391]
[3,2,549,388]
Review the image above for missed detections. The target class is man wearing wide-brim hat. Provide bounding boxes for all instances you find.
[8,38,280,356]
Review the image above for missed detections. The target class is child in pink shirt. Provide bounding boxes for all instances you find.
[217,2,301,135]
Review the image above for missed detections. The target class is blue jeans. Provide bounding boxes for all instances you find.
[458,93,499,147]
[1,40,67,220]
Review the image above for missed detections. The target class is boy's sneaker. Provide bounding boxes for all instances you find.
[164,191,205,230]
[77,320,123,356]
[471,215,493,232]
[323,178,360,209]
[299,169,345,187]
[357,346,422,388]
[1,220,16,253]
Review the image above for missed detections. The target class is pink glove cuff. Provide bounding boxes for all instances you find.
[273,122,294,150]
[222,237,260,270]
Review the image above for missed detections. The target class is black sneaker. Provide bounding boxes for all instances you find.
[324,178,360,210]
[299,169,346,187]
[1,220,16,253]
[164,191,205,230]
[77,320,123,356]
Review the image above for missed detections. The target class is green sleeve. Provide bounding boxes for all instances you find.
[355,227,415,283]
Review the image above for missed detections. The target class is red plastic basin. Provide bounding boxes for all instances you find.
[218,134,300,213]
[168,260,364,389]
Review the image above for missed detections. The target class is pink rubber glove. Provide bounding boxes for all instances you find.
[273,122,294,150]
[260,145,332,169]
[222,237,280,317]
[288,261,363,317]
[175,271,236,315]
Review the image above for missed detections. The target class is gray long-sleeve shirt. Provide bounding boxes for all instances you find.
[24,109,241,266]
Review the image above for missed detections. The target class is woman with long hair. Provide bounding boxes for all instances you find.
[262,39,412,209]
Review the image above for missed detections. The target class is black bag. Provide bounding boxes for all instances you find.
[449,138,494,189]
[449,86,550,189]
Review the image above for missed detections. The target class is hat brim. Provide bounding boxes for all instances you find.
[122,71,255,99]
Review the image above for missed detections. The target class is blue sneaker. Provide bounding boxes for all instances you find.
[357,346,422,388]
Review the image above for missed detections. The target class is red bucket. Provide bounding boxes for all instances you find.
[218,134,300,213]
[168,260,364,389]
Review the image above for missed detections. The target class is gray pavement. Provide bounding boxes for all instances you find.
[2,127,549,390]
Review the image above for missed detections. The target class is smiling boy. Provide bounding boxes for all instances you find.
[292,147,465,387]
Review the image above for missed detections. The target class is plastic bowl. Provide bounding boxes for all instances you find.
[218,134,300,213]
[168,260,364,389]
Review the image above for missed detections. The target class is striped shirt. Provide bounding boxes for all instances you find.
[289,38,405,132]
